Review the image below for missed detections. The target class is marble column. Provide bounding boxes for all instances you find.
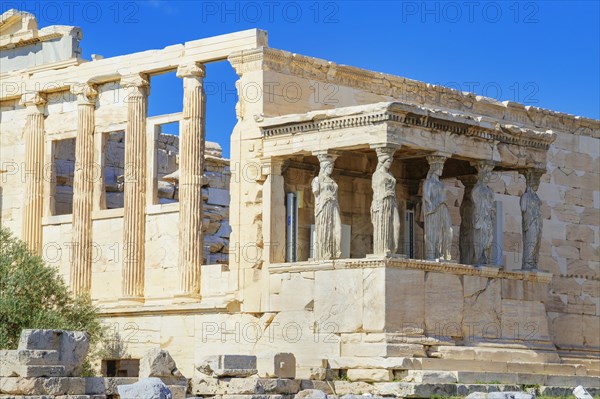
[520,169,543,270]
[371,146,400,256]
[312,152,342,260]
[20,92,47,255]
[458,175,477,265]
[470,161,496,266]
[176,63,206,297]
[70,84,98,296]
[263,159,286,263]
[121,73,149,300]
[423,155,453,261]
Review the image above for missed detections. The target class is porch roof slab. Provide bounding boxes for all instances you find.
[259,101,556,169]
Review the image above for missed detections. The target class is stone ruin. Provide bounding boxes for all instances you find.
[49,133,231,265]
[1,7,599,399]
[1,329,89,378]
[1,329,598,398]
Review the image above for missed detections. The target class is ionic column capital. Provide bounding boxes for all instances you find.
[120,72,150,87]
[20,92,46,113]
[176,62,206,79]
[70,83,98,106]
[120,73,150,97]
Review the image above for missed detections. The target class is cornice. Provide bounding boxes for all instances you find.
[269,257,553,283]
[0,25,82,50]
[260,102,556,150]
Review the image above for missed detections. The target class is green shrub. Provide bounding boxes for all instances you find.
[0,226,105,374]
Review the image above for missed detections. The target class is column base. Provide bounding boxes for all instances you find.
[172,292,201,304]
[117,296,145,306]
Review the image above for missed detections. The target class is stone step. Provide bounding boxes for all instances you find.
[328,356,415,370]
[340,342,426,357]
[329,356,592,376]
[427,345,561,363]
[16,350,60,365]
[0,377,86,395]
[454,370,600,387]
[395,369,600,387]
[561,356,600,372]
[416,358,510,373]
[16,365,65,378]
[192,377,302,396]
[418,358,590,375]
[190,381,600,398]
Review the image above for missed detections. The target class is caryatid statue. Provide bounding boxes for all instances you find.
[520,169,543,270]
[423,155,453,260]
[312,153,342,260]
[471,161,496,265]
[371,147,400,255]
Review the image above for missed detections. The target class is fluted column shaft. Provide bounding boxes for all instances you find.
[21,93,47,255]
[121,74,149,299]
[176,63,206,297]
[70,84,98,296]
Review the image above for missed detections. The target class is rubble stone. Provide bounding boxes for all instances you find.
[117,377,172,399]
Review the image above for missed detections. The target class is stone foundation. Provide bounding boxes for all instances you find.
[1,331,598,398]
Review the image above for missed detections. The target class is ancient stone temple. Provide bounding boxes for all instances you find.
[0,9,599,396]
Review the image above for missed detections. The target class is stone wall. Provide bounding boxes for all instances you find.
[1,11,598,383]
[228,47,600,359]
[37,141,231,296]
[0,10,82,74]
[4,331,596,398]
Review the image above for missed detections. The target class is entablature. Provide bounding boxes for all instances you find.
[0,29,267,101]
[259,101,556,170]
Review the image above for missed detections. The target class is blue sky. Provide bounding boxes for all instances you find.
[8,1,599,156]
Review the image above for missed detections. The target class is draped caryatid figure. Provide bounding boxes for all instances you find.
[371,147,400,255]
[521,169,543,270]
[471,161,495,265]
[312,153,342,260]
[423,155,452,260]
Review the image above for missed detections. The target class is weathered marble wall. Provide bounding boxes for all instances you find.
[1,17,598,375]
[228,47,599,358]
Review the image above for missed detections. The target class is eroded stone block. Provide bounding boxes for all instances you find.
[139,348,184,379]
[196,355,258,378]
[117,377,172,399]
